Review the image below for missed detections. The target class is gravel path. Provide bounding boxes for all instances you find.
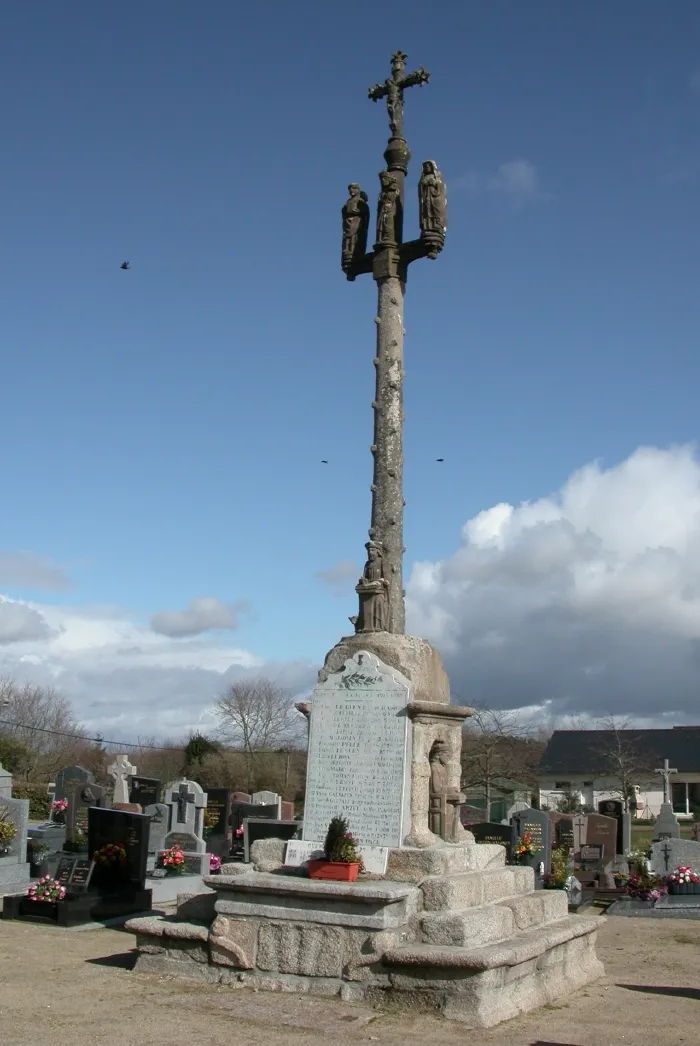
[0,912,698,1045]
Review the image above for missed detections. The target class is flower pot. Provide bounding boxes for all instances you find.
[307,860,361,882]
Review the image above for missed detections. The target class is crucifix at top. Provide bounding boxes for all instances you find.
[655,758,678,804]
[171,782,196,824]
[108,754,137,805]
[341,53,448,636]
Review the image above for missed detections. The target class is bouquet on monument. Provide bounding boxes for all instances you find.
[51,798,67,824]
[513,833,538,862]
[160,844,186,874]
[28,876,66,903]
[93,842,127,867]
[0,810,16,851]
[323,817,363,867]
[665,865,699,885]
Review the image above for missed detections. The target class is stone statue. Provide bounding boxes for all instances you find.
[376,170,400,247]
[418,160,447,258]
[429,740,464,842]
[341,184,369,274]
[354,539,390,633]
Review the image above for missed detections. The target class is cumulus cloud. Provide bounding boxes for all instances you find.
[454,159,548,207]
[406,445,700,723]
[0,551,71,591]
[0,599,316,739]
[0,598,50,643]
[315,560,359,596]
[151,597,245,638]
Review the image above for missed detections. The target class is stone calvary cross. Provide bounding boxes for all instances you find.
[108,755,137,805]
[655,758,678,804]
[341,52,447,636]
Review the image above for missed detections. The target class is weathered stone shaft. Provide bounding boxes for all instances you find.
[370,275,405,634]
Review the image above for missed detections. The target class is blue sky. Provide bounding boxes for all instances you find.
[2,2,700,735]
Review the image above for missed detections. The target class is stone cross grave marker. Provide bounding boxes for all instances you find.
[108,754,137,805]
[655,758,678,803]
[164,779,207,854]
[302,650,411,849]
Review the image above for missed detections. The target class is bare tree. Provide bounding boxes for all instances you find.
[461,707,545,821]
[595,715,655,812]
[214,679,305,790]
[0,678,85,780]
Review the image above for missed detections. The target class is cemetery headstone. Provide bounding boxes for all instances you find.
[144,803,169,857]
[598,799,628,855]
[302,650,411,849]
[251,790,282,816]
[243,817,301,863]
[652,758,681,841]
[55,855,94,893]
[205,787,232,858]
[0,795,30,889]
[66,783,106,848]
[233,791,251,802]
[130,777,161,808]
[88,807,149,892]
[0,760,11,800]
[54,765,94,803]
[471,821,513,862]
[163,779,207,853]
[575,812,616,886]
[572,814,587,853]
[511,807,551,887]
[281,800,295,821]
[649,837,700,877]
[107,754,137,805]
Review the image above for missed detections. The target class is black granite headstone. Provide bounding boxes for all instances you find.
[205,788,232,857]
[88,807,149,893]
[129,777,160,808]
[243,818,300,863]
[470,822,514,863]
[598,799,624,855]
[511,807,552,888]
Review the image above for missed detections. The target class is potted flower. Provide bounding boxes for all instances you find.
[0,810,16,857]
[64,829,88,854]
[613,871,629,889]
[51,798,68,824]
[307,817,363,882]
[26,876,66,916]
[513,833,539,864]
[665,866,700,895]
[625,871,665,902]
[160,844,186,875]
[209,854,222,875]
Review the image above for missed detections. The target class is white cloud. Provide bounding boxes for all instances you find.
[0,598,50,643]
[406,445,700,723]
[151,597,246,638]
[454,159,548,207]
[0,551,71,591]
[0,598,316,740]
[315,560,359,596]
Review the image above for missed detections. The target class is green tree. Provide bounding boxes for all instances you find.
[0,733,31,775]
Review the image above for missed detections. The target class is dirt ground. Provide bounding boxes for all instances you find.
[0,912,699,1046]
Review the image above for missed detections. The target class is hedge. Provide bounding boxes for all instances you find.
[11,785,51,821]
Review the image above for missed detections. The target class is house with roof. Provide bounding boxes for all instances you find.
[537,727,700,820]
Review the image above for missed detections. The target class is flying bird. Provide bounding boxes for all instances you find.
[436,458,444,462]
[120,261,131,270]
[321,460,328,464]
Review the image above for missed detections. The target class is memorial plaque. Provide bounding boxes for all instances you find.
[580,844,603,863]
[205,788,231,836]
[302,651,411,849]
[55,856,75,886]
[68,859,94,891]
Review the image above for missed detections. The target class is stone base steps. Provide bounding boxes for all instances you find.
[421,888,569,948]
[380,915,604,1027]
[420,864,535,911]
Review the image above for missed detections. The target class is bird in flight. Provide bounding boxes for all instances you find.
[120,261,131,270]
[436,458,444,462]
[321,460,328,464]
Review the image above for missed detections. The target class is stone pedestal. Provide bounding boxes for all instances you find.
[652,802,681,842]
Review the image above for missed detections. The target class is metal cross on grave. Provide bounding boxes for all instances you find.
[655,758,678,804]
[661,842,673,872]
[108,754,137,805]
[171,782,196,824]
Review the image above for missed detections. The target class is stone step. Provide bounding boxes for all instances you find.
[387,843,505,883]
[421,888,569,947]
[420,865,534,911]
[383,914,601,974]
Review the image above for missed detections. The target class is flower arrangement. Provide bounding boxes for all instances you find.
[202,809,218,836]
[93,842,127,867]
[209,854,222,873]
[51,798,67,824]
[625,871,665,902]
[0,810,17,851]
[513,833,539,863]
[323,817,363,865]
[234,826,244,839]
[28,876,66,903]
[666,865,699,885]
[161,844,186,874]
[613,871,630,888]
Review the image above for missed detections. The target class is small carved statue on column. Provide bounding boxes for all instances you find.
[341,183,370,275]
[428,740,465,842]
[418,160,447,259]
[376,170,400,248]
[354,539,390,633]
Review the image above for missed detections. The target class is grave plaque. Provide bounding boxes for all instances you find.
[511,807,552,887]
[302,651,411,849]
[54,856,94,892]
[598,799,625,854]
[471,822,513,862]
[585,813,617,862]
[88,807,149,892]
[129,777,160,808]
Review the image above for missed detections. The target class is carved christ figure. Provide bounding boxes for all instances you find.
[354,540,389,632]
[376,170,400,247]
[341,183,369,272]
[418,160,447,257]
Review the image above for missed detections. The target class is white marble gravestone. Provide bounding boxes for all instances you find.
[108,754,137,805]
[302,650,411,849]
[251,790,282,816]
[163,779,208,855]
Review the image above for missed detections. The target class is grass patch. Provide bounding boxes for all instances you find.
[674,934,700,946]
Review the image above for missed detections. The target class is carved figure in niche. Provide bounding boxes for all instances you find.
[354,540,390,633]
[429,740,464,842]
[418,160,447,258]
[341,184,370,273]
[81,786,95,804]
[376,170,400,247]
